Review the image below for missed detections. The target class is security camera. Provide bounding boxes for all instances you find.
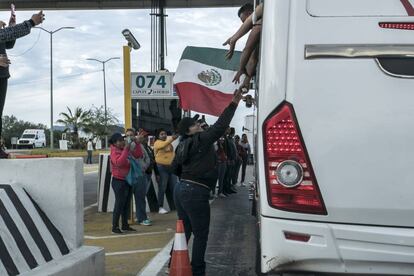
[122,29,140,50]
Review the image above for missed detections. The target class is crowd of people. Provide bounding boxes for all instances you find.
[107,122,252,232]
[106,3,259,275]
[107,91,251,275]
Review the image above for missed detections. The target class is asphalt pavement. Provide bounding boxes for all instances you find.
[84,171,98,207]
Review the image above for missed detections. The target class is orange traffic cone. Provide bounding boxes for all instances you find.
[170,220,192,276]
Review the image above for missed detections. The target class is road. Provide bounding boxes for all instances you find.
[84,171,98,207]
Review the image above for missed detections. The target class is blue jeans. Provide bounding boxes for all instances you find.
[157,164,177,208]
[111,177,131,229]
[174,181,210,276]
[131,176,149,223]
[86,150,92,164]
[145,173,152,194]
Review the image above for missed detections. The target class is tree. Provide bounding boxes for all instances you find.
[1,115,48,148]
[56,107,92,149]
[88,105,120,140]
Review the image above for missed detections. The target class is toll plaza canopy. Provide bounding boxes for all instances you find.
[0,0,246,10]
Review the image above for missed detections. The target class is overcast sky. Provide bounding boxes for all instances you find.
[1,7,252,135]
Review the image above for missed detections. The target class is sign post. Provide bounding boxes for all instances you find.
[123,46,132,129]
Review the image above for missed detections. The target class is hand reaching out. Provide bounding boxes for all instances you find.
[31,11,45,26]
[240,75,252,92]
[223,37,236,60]
[232,69,246,84]
[9,14,16,27]
[232,88,244,105]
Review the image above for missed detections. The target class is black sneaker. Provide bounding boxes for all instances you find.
[121,226,137,232]
[112,227,123,234]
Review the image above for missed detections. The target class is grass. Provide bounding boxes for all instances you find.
[30,149,109,158]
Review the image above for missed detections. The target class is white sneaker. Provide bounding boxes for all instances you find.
[241,182,246,187]
[158,207,169,214]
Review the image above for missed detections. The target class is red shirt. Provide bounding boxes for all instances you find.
[110,144,143,180]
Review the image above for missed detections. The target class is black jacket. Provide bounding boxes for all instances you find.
[173,102,237,190]
[0,20,34,79]
[0,40,15,79]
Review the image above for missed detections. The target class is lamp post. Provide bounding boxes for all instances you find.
[87,57,120,149]
[36,26,74,149]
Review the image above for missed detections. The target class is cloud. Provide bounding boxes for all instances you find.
[1,7,251,135]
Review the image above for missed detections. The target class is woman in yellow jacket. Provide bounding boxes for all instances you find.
[154,129,178,214]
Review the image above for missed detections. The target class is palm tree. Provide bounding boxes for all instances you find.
[57,107,92,148]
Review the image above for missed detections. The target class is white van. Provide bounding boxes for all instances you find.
[17,129,46,149]
[256,0,414,274]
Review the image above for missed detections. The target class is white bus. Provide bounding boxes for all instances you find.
[255,0,414,274]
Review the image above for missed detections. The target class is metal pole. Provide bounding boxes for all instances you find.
[50,32,54,149]
[102,62,108,149]
[35,27,74,150]
[159,0,165,70]
[123,46,132,129]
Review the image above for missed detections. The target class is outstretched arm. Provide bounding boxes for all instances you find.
[198,90,244,146]
[0,11,44,42]
[223,3,263,60]
[233,22,262,84]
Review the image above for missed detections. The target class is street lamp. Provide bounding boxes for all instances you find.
[36,26,75,149]
[87,57,120,149]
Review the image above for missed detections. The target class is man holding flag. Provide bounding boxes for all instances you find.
[172,87,245,276]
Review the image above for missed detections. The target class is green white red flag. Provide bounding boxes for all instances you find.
[174,46,242,116]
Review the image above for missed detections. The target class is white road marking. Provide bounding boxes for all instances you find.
[106,248,162,256]
[84,229,174,240]
[84,170,98,175]
[137,239,174,276]
[83,202,98,211]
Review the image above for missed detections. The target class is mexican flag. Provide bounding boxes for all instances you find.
[174,46,242,116]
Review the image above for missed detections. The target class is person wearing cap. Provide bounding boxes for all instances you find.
[154,128,178,214]
[109,132,143,234]
[171,89,244,276]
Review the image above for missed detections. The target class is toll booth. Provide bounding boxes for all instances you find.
[132,98,181,135]
[130,72,181,135]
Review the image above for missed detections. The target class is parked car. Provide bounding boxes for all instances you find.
[17,129,46,149]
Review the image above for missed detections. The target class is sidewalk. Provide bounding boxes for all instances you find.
[84,206,177,276]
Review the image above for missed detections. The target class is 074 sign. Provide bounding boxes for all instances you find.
[131,72,176,99]
[135,75,167,89]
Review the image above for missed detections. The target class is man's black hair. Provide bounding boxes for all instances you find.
[238,3,254,18]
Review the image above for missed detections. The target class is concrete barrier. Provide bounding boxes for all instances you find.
[0,158,104,276]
